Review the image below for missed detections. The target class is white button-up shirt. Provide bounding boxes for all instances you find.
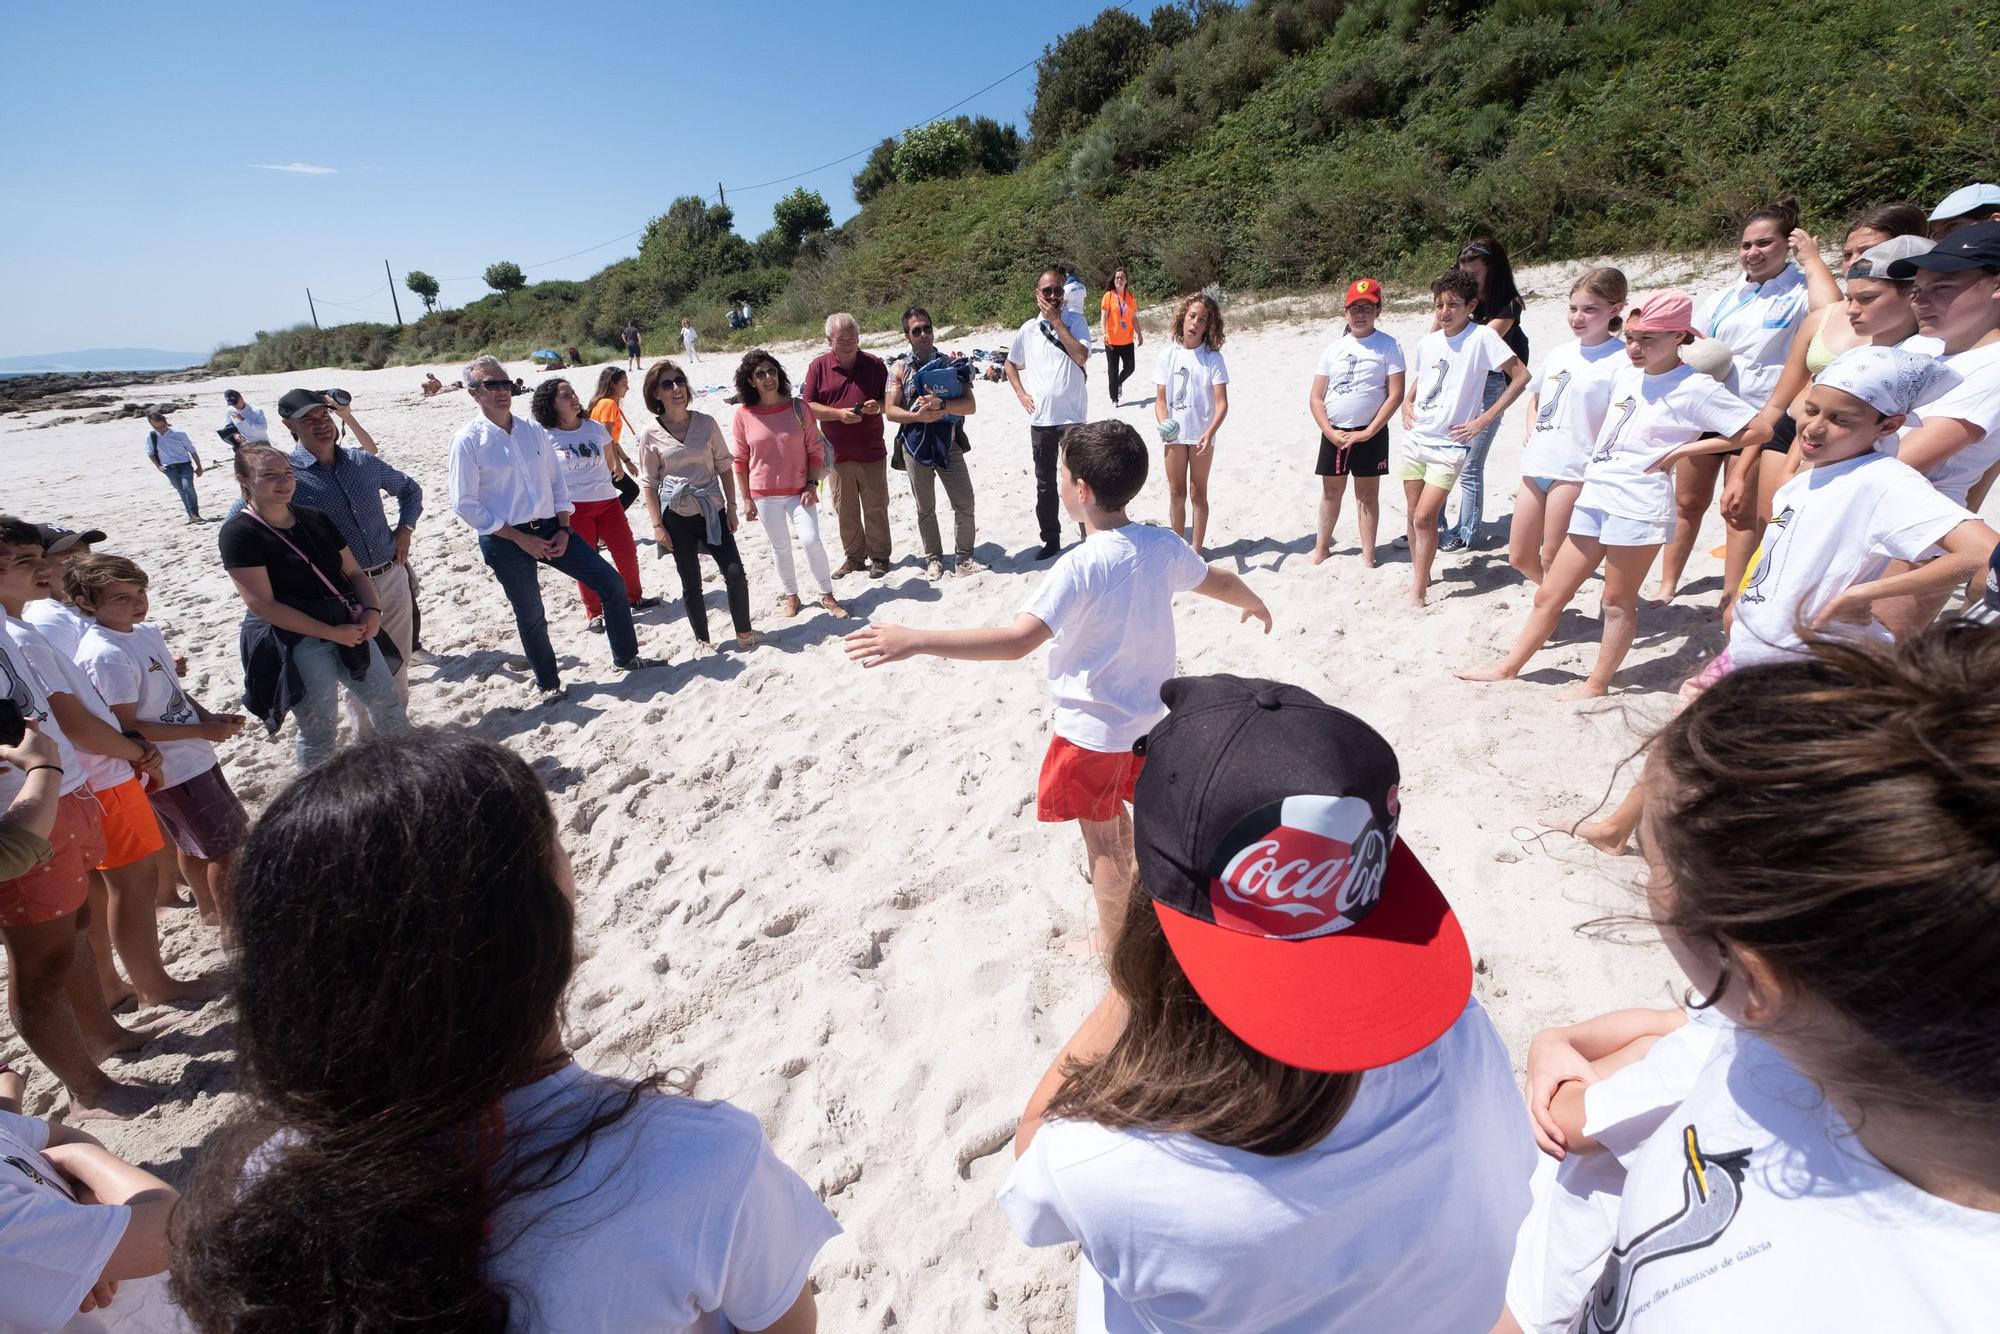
[1696,264,1809,409]
[447,412,572,535]
[228,404,271,442]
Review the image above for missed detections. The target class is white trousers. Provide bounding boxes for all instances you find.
[755,495,833,596]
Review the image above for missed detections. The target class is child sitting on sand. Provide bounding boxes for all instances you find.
[998,675,1534,1331]
[844,420,1270,946]
[0,1063,179,1330]
[1504,624,2000,1331]
[1397,269,1529,605]
[68,555,247,928]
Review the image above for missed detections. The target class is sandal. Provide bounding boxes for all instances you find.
[818,593,849,618]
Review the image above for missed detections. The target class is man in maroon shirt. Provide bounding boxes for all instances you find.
[803,313,892,577]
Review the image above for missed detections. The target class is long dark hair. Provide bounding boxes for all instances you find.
[1648,624,2000,1119]
[587,366,626,415]
[171,731,655,1330]
[734,349,790,406]
[528,377,572,429]
[1461,231,1522,320]
[1043,888,1363,1155]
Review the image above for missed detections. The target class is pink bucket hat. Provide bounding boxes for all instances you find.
[1625,290,1697,335]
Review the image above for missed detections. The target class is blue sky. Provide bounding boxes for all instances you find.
[0,0,1119,358]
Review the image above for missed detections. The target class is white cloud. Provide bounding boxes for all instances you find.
[252,162,338,176]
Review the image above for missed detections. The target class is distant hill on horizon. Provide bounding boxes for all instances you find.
[0,348,205,373]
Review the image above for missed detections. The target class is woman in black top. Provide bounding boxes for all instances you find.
[1439,234,1529,550]
[218,444,407,769]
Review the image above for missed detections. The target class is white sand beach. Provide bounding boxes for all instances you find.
[8,250,1975,1329]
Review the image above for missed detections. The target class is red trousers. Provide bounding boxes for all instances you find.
[569,497,643,617]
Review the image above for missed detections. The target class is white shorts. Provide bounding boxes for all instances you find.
[1568,505,1672,547]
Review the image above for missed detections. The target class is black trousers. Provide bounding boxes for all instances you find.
[661,507,752,643]
[1030,424,1073,547]
[1105,342,1136,403]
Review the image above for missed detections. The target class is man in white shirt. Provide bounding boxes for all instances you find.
[1007,266,1092,560]
[447,355,656,704]
[223,389,270,445]
[142,411,203,524]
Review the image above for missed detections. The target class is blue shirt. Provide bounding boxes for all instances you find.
[147,428,198,467]
[285,444,423,568]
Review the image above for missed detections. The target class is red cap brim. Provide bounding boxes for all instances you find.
[1154,841,1472,1073]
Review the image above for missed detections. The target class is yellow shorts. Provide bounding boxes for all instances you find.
[1393,455,1461,490]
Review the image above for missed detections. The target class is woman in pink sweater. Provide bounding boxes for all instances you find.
[731,351,848,618]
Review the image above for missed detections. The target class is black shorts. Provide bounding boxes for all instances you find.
[1315,425,1390,477]
[1723,413,1795,459]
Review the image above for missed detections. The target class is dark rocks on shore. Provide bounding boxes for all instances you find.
[0,370,193,418]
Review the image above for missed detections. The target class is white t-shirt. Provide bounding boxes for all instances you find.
[23,601,91,659]
[1405,322,1515,461]
[1314,330,1405,429]
[681,326,698,350]
[1008,311,1093,427]
[1731,451,1973,668]
[0,630,87,808]
[74,624,215,790]
[998,999,1534,1334]
[1576,365,1757,523]
[442,1066,840,1332]
[1696,264,1809,407]
[1584,1025,2000,1332]
[1503,1011,1728,1334]
[1899,340,2000,504]
[228,405,270,443]
[1153,342,1230,444]
[0,1110,131,1333]
[547,421,619,504]
[1063,275,1086,319]
[5,616,131,794]
[1020,525,1210,751]
[1521,338,1627,483]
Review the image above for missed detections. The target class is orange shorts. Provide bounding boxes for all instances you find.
[1036,736,1144,823]
[0,792,105,929]
[94,777,167,871]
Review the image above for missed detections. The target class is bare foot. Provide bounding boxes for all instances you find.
[1557,681,1610,701]
[817,594,849,619]
[1454,664,1514,683]
[1541,815,1632,856]
[198,912,223,930]
[778,594,802,618]
[1360,550,1377,569]
[67,1080,160,1122]
[99,981,137,1011]
[1409,589,1428,609]
[94,1012,177,1060]
[1645,582,1675,605]
[137,972,225,1008]
[1310,547,1330,565]
[155,890,194,914]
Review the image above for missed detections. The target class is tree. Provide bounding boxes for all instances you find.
[960,115,1024,175]
[771,187,834,248]
[894,119,974,184]
[483,261,526,294]
[1028,8,1156,145]
[852,137,899,204]
[1148,2,1195,48]
[640,195,754,302]
[404,270,440,313]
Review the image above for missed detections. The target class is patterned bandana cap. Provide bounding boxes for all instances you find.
[1813,345,1961,417]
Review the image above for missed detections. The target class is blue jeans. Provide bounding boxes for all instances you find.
[291,637,407,769]
[163,462,200,518]
[1439,371,1508,546]
[479,519,637,689]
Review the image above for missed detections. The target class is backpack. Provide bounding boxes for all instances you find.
[893,355,972,471]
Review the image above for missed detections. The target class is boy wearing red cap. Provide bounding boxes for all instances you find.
[845,422,1270,947]
[999,675,1533,1332]
[1309,279,1407,565]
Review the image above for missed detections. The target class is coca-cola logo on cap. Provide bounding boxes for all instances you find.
[1207,795,1393,940]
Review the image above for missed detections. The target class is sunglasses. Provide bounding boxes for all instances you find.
[474,378,514,391]
[752,367,780,379]
[659,376,687,389]
[906,324,933,337]
[1038,286,1062,298]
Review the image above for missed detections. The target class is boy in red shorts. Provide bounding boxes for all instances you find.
[845,420,1270,945]
[0,535,157,1120]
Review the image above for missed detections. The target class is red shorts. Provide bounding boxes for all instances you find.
[0,792,105,929]
[1036,736,1144,823]
[94,777,167,871]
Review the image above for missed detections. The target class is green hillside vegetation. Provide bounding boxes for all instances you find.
[210,0,1997,375]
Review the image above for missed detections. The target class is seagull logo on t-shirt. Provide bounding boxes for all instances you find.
[1536,370,1573,426]
[1737,505,1793,605]
[1330,353,1362,396]
[0,652,43,723]
[1575,1125,1751,1333]
[1591,397,1638,464]
[1419,358,1450,409]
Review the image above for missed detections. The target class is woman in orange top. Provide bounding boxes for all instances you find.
[1100,266,1143,406]
[586,366,643,510]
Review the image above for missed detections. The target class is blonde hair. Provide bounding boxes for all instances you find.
[1572,267,1630,333]
[1174,293,1225,351]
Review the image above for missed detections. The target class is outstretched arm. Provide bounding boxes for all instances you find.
[1194,567,1271,632]
[844,613,1051,667]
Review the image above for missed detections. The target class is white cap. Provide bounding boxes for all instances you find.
[1929,183,2000,223]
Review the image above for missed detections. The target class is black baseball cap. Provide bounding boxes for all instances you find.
[35,523,107,554]
[1888,221,2000,277]
[1132,675,1471,1074]
[277,388,330,420]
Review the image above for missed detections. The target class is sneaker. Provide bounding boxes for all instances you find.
[1440,535,1468,553]
[586,615,606,633]
[925,558,945,580]
[832,560,863,578]
[613,654,661,672]
[629,595,662,611]
[868,560,890,579]
[1034,541,1061,561]
[535,683,567,706]
[955,556,986,576]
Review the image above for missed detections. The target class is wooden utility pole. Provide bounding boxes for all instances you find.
[307,288,321,330]
[717,181,726,208]
[385,259,404,325]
